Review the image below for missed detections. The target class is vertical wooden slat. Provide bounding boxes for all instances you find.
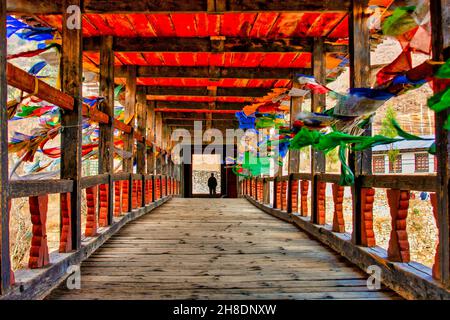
[332,184,345,233]
[360,187,376,247]
[431,0,450,287]
[0,0,11,294]
[98,35,114,225]
[29,195,49,269]
[349,0,371,245]
[123,66,136,173]
[59,193,72,253]
[311,37,326,224]
[300,180,309,217]
[386,189,410,263]
[85,186,98,237]
[61,0,83,250]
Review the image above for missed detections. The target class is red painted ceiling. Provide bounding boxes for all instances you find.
[41,12,348,39]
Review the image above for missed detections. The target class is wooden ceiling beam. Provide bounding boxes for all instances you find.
[84,37,347,53]
[7,0,350,14]
[155,101,246,110]
[160,112,236,120]
[115,66,310,79]
[139,86,271,97]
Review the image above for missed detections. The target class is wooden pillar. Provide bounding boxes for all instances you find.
[136,92,147,207]
[0,0,11,294]
[431,0,450,287]
[147,101,156,175]
[61,0,83,251]
[123,66,136,173]
[98,35,114,225]
[349,0,371,245]
[289,79,303,174]
[311,37,326,224]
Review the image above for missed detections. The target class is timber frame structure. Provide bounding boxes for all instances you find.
[0,0,449,300]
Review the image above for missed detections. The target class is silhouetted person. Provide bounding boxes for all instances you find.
[208,173,218,196]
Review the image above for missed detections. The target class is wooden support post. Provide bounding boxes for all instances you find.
[332,184,345,233]
[147,101,156,175]
[311,37,326,224]
[29,195,49,269]
[85,186,98,237]
[0,0,12,294]
[136,91,147,207]
[431,0,450,287]
[98,35,114,225]
[59,193,72,252]
[386,189,410,263]
[61,0,83,251]
[123,66,136,173]
[349,0,371,245]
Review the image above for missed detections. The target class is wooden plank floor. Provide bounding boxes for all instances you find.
[47,198,399,300]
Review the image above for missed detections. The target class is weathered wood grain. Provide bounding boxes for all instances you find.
[47,198,396,300]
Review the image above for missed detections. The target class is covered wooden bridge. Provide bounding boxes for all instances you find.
[0,0,449,300]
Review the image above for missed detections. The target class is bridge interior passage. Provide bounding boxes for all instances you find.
[0,0,449,301]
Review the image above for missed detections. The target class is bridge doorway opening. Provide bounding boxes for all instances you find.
[192,154,222,197]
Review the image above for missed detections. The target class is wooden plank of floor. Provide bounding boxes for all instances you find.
[46,198,400,300]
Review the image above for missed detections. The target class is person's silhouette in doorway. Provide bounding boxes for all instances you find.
[208,173,218,197]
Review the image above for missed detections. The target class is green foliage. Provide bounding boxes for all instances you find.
[380,105,401,173]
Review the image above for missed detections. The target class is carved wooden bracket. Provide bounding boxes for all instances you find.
[300,180,309,217]
[85,186,98,237]
[59,193,72,253]
[29,195,49,269]
[360,188,376,247]
[387,189,410,262]
[332,184,345,233]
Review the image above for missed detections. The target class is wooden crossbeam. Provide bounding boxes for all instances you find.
[155,101,246,110]
[115,66,310,79]
[140,86,271,98]
[84,37,347,53]
[7,0,350,14]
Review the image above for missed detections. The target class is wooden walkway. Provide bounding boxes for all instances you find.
[47,198,399,300]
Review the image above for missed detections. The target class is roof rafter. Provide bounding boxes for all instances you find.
[115,66,310,79]
[84,37,347,53]
[139,86,272,97]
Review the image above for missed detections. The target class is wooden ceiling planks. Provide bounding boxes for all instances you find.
[39,12,349,39]
[116,78,292,88]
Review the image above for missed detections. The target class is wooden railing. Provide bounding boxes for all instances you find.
[241,173,450,300]
[3,173,180,299]
[1,61,181,298]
